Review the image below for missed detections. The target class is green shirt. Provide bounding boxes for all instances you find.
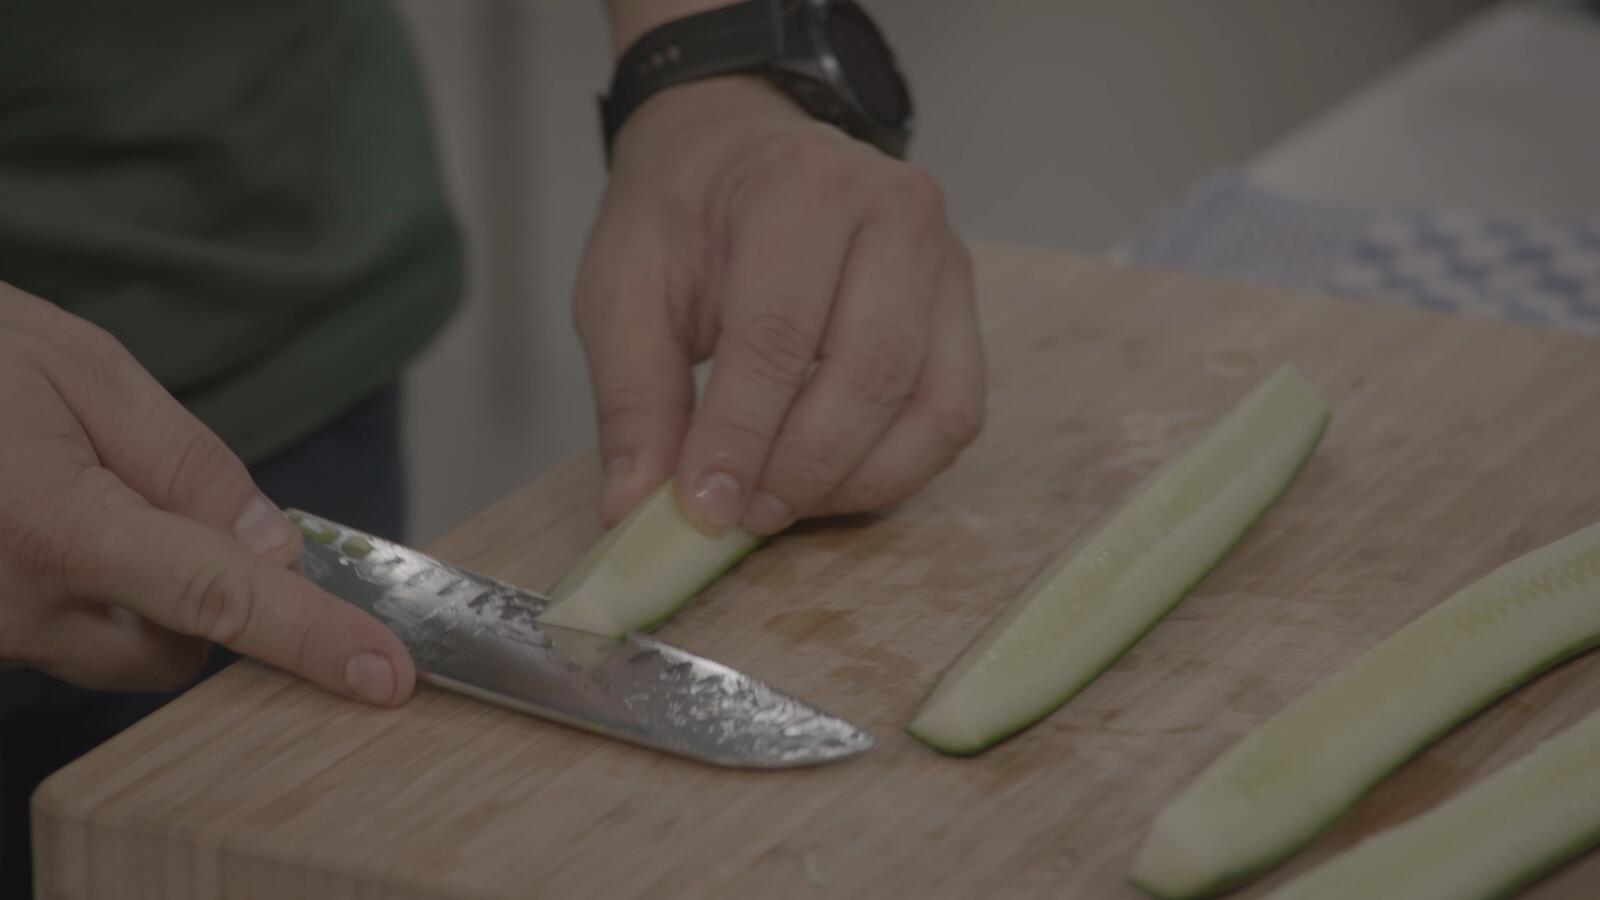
[0,0,462,463]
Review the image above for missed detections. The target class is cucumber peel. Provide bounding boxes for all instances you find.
[908,365,1329,755]
[287,510,339,544]
[537,480,761,637]
[1260,701,1600,900]
[1132,521,1600,899]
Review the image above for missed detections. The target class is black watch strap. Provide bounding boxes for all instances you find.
[600,1,783,160]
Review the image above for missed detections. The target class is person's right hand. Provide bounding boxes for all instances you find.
[0,282,414,704]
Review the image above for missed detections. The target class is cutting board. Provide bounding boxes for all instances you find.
[32,244,1600,899]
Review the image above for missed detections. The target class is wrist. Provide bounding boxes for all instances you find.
[641,73,804,120]
[599,0,912,161]
[614,73,811,151]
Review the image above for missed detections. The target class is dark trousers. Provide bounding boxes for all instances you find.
[0,386,406,897]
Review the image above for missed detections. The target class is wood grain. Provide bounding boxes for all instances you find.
[32,244,1600,899]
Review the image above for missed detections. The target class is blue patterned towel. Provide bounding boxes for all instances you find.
[1124,173,1600,335]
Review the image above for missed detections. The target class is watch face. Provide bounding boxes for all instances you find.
[822,1,912,126]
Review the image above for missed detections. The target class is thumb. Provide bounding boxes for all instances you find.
[67,483,415,706]
[575,255,697,527]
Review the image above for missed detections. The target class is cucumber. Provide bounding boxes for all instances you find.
[537,480,761,637]
[1261,702,1600,900]
[907,365,1329,755]
[1132,522,1600,899]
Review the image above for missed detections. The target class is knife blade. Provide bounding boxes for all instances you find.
[286,510,874,769]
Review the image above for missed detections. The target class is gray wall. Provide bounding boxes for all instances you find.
[395,0,1487,543]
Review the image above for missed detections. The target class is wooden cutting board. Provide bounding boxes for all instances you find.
[33,244,1600,899]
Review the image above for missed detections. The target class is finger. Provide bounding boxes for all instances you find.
[739,222,939,535]
[30,316,300,566]
[575,228,697,527]
[34,605,211,693]
[676,175,858,532]
[68,485,415,706]
[822,244,986,514]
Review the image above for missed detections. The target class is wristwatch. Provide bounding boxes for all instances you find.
[599,0,914,161]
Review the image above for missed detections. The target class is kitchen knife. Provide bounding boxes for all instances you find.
[287,510,874,769]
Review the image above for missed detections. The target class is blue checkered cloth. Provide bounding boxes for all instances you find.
[1124,173,1600,335]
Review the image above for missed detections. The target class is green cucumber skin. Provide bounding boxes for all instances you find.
[339,536,374,559]
[1479,821,1600,900]
[1127,876,1183,900]
[1133,630,1600,900]
[631,539,765,634]
[286,509,339,544]
[1238,755,1600,900]
[1135,818,1600,900]
[910,413,1329,757]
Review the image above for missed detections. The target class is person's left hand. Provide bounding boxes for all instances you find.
[575,75,985,536]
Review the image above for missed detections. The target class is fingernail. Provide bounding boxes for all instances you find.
[689,471,744,528]
[742,492,793,535]
[344,652,397,705]
[234,497,296,557]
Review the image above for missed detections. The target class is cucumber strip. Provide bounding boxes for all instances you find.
[907,365,1329,755]
[537,481,761,637]
[1261,703,1600,900]
[1132,521,1600,900]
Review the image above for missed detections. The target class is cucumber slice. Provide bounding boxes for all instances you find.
[537,481,761,637]
[1261,702,1600,900]
[908,365,1329,755]
[1132,522,1600,899]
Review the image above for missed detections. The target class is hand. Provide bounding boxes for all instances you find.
[575,76,985,535]
[0,283,414,703]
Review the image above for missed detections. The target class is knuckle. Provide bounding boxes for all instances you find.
[164,430,242,511]
[4,469,119,582]
[731,133,855,217]
[74,318,125,358]
[830,479,899,515]
[770,133,853,187]
[739,312,814,390]
[878,166,947,227]
[706,398,779,451]
[772,434,850,500]
[838,320,920,409]
[176,560,257,647]
[8,498,75,580]
[946,239,977,288]
[287,615,314,681]
[572,292,604,344]
[594,384,691,454]
[594,385,651,428]
[931,392,987,450]
[71,321,137,391]
[0,284,66,330]
[5,329,72,379]
[2,303,134,389]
